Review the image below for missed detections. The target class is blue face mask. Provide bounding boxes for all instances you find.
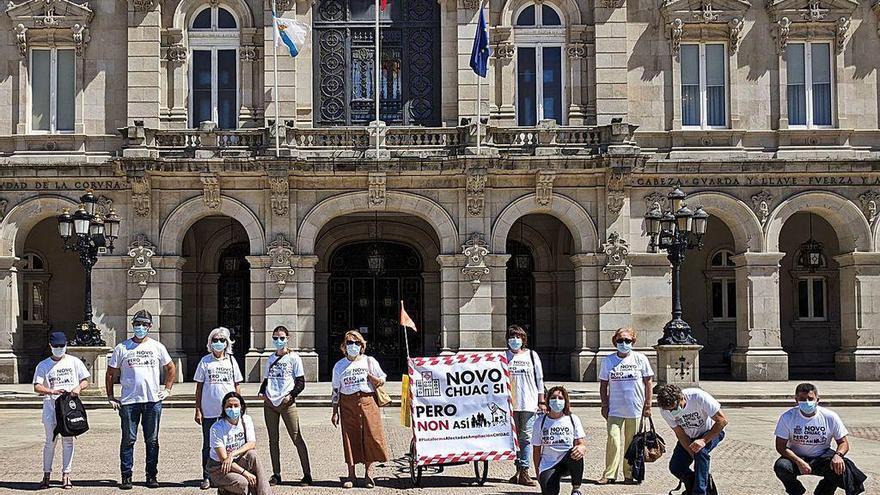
[670,404,685,418]
[225,407,241,420]
[51,346,66,358]
[549,398,566,413]
[273,337,287,350]
[798,400,818,415]
[346,343,361,358]
[616,342,633,354]
[508,338,523,351]
[133,325,149,339]
[211,341,227,353]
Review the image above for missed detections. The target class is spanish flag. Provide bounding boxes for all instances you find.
[400,300,417,332]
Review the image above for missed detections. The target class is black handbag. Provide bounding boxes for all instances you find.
[259,354,285,396]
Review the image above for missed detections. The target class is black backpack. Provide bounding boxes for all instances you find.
[54,392,89,438]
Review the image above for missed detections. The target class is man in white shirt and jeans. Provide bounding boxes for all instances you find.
[774,382,861,495]
[106,310,176,490]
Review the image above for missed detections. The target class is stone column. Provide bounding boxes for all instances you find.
[729,253,788,381]
[148,256,187,381]
[422,271,441,354]
[294,256,319,379]
[127,2,162,128]
[629,252,671,371]
[437,254,462,354]
[245,255,270,382]
[492,35,516,125]
[0,256,20,383]
[592,3,628,125]
[486,254,510,349]
[570,254,600,380]
[566,29,588,125]
[834,253,880,380]
[91,256,130,348]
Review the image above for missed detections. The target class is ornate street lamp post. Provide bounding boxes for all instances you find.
[56,189,121,346]
[644,187,709,345]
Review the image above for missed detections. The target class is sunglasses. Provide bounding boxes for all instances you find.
[212,338,227,343]
[50,343,66,348]
[618,339,634,344]
[272,336,287,341]
[345,340,362,346]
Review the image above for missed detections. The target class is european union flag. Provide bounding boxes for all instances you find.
[469,5,490,78]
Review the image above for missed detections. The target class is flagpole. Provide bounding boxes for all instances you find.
[476,70,482,156]
[400,301,411,361]
[374,0,381,160]
[272,0,281,158]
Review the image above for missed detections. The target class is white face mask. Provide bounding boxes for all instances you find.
[51,346,66,358]
[549,398,566,413]
[507,338,523,351]
[346,343,361,358]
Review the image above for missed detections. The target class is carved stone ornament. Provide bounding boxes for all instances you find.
[130,176,151,217]
[859,191,880,223]
[268,177,289,216]
[660,0,750,56]
[368,172,386,207]
[602,231,630,289]
[459,0,480,9]
[535,171,556,208]
[201,174,221,210]
[127,234,157,293]
[240,46,259,62]
[165,43,187,63]
[751,190,773,226]
[274,0,294,11]
[461,233,490,293]
[766,0,858,54]
[494,43,515,60]
[0,198,8,220]
[566,43,587,59]
[96,195,113,216]
[602,0,625,7]
[606,169,628,214]
[466,168,487,216]
[644,191,668,211]
[130,0,157,11]
[6,0,94,58]
[266,234,296,293]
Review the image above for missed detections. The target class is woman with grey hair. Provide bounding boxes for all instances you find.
[194,327,243,490]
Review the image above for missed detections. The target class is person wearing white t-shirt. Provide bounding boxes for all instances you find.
[658,385,728,495]
[598,327,654,485]
[105,310,176,490]
[531,386,586,495]
[505,324,544,487]
[207,392,273,495]
[33,332,90,490]
[774,383,863,495]
[194,327,242,490]
[330,330,389,489]
[258,325,312,487]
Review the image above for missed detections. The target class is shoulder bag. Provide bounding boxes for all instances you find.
[368,357,392,407]
[258,353,285,396]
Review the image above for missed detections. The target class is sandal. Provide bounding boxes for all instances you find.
[364,476,375,489]
[62,476,73,490]
[596,477,614,485]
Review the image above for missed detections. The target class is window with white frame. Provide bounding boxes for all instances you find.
[797,276,826,321]
[680,43,727,128]
[787,42,832,127]
[514,3,564,126]
[708,249,736,321]
[188,5,239,129]
[30,48,75,133]
[20,252,49,324]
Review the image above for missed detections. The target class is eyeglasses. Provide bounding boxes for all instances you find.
[345,340,362,346]
[272,336,287,341]
[212,338,227,343]
[618,339,634,344]
[50,344,66,348]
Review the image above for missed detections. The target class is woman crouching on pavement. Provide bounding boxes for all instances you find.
[208,392,273,495]
[533,386,587,495]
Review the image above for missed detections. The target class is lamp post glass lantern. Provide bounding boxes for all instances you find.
[643,187,709,345]
[56,189,121,346]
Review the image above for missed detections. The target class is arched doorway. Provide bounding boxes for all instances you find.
[217,242,250,374]
[506,239,535,344]
[328,241,423,375]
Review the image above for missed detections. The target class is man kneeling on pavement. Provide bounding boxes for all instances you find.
[774,383,867,495]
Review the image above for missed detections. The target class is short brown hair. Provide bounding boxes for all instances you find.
[656,384,684,410]
[273,325,289,336]
[506,325,529,347]
[612,327,637,345]
[546,386,572,415]
[339,330,367,356]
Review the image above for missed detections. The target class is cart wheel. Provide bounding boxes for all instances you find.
[473,460,489,486]
[408,439,422,487]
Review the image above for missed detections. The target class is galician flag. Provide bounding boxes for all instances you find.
[274,15,309,57]
[400,301,417,332]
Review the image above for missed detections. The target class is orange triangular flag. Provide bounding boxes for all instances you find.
[400,300,417,332]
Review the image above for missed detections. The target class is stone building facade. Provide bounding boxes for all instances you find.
[1,0,880,383]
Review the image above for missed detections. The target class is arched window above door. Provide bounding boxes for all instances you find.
[187,4,240,129]
[513,2,565,126]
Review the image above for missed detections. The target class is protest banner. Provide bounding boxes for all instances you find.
[407,352,518,466]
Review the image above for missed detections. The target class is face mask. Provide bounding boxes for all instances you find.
[798,400,818,415]
[346,343,361,358]
[133,325,149,339]
[273,338,287,350]
[225,407,241,420]
[508,338,523,351]
[616,342,633,354]
[211,341,226,353]
[670,404,685,418]
[51,346,66,358]
[549,398,566,413]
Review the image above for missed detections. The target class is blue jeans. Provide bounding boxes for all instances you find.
[669,430,725,495]
[513,411,537,469]
[119,401,163,478]
[201,417,219,480]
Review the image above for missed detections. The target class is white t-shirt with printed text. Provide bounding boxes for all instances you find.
[209,414,256,462]
[531,413,586,474]
[774,406,848,459]
[660,388,721,439]
[108,338,172,405]
[331,356,386,401]
[599,351,654,419]
[506,350,545,412]
[32,355,91,421]
[194,353,243,418]
[263,351,305,407]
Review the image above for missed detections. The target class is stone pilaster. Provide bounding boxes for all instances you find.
[127,2,161,128]
[730,253,789,381]
[570,253,600,380]
[245,255,270,382]
[486,254,510,349]
[147,255,187,381]
[437,254,462,353]
[91,256,130,347]
[593,2,629,125]
[834,252,880,380]
[294,256,319,380]
[0,256,19,383]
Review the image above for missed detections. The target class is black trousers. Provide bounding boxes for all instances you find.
[774,456,844,495]
[539,451,584,495]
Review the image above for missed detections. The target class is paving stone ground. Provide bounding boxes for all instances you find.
[0,407,877,494]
